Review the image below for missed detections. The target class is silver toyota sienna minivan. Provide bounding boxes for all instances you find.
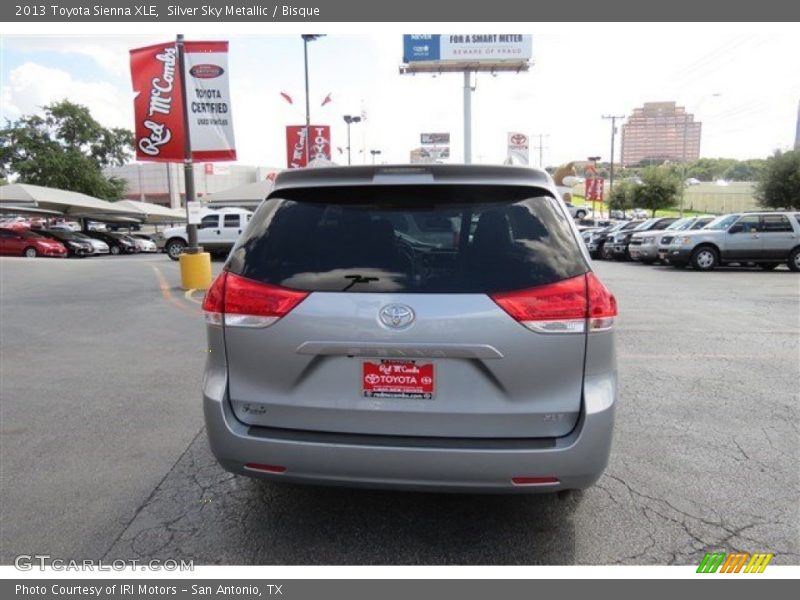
[203,165,617,493]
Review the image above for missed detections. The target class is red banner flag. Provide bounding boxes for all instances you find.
[286,125,331,168]
[131,40,236,163]
[130,42,185,162]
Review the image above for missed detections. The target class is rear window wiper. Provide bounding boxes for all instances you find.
[342,274,380,291]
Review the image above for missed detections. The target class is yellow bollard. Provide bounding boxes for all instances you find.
[179,252,212,290]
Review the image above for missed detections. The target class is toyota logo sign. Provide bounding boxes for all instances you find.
[510,134,527,145]
[379,304,415,329]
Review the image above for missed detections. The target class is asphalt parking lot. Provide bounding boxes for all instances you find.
[1,255,798,565]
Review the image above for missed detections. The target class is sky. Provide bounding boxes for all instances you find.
[1,25,799,169]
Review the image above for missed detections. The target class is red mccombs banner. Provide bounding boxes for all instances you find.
[286,125,331,168]
[130,40,236,162]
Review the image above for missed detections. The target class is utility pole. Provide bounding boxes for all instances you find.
[602,115,625,193]
[532,133,549,167]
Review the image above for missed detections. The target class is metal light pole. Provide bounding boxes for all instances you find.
[301,35,324,166]
[370,149,382,165]
[176,34,199,253]
[463,71,474,164]
[343,115,361,165]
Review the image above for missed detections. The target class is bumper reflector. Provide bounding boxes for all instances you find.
[511,476,560,486]
[244,463,287,473]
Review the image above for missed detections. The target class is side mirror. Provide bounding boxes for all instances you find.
[728,223,743,234]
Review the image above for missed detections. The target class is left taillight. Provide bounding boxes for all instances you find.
[202,271,309,328]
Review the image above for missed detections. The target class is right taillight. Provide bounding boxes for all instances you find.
[586,272,617,332]
[202,271,309,328]
[490,272,616,334]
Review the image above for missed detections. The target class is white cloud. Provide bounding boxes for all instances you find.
[1,61,133,130]
[7,36,164,77]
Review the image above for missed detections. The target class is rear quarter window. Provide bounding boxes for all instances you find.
[227,185,587,294]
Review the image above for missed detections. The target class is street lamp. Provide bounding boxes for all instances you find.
[370,149,382,164]
[301,35,325,165]
[343,115,362,165]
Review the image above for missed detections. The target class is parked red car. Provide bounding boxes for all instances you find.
[0,228,68,257]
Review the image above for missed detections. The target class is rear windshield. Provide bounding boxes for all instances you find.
[227,185,587,294]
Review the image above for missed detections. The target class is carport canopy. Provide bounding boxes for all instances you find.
[0,183,140,222]
[114,200,185,224]
[204,179,274,209]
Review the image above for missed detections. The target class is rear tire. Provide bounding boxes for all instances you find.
[691,246,719,271]
[166,239,187,261]
[109,245,120,256]
[758,263,779,271]
[788,248,800,272]
[23,246,37,258]
[575,210,587,220]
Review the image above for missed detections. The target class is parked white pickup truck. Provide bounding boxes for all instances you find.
[157,208,253,260]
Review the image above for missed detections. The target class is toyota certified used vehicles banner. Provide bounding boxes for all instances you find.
[130,40,236,162]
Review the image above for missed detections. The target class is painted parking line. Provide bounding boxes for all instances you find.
[151,265,201,316]
[184,289,204,305]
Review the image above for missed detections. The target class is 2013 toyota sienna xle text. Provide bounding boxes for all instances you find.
[202,165,618,493]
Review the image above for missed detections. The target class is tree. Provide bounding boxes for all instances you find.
[0,100,133,200]
[607,180,635,214]
[754,150,800,210]
[633,167,681,216]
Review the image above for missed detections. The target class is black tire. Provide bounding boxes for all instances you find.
[601,244,614,260]
[788,248,800,272]
[575,210,587,220]
[691,246,719,271]
[758,263,779,271]
[23,246,38,258]
[109,245,121,256]
[166,238,187,261]
[641,259,654,265]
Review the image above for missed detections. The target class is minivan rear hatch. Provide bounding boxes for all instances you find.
[218,184,590,439]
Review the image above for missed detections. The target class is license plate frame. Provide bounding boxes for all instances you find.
[362,359,435,400]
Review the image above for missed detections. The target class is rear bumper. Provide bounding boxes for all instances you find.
[203,373,616,493]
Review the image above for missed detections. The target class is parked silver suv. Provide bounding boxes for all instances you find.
[667,211,800,271]
[628,215,714,264]
[202,165,618,493]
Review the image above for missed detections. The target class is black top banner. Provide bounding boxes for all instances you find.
[2,0,800,22]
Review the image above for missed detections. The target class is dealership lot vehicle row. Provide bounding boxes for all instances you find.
[1,255,796,564]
